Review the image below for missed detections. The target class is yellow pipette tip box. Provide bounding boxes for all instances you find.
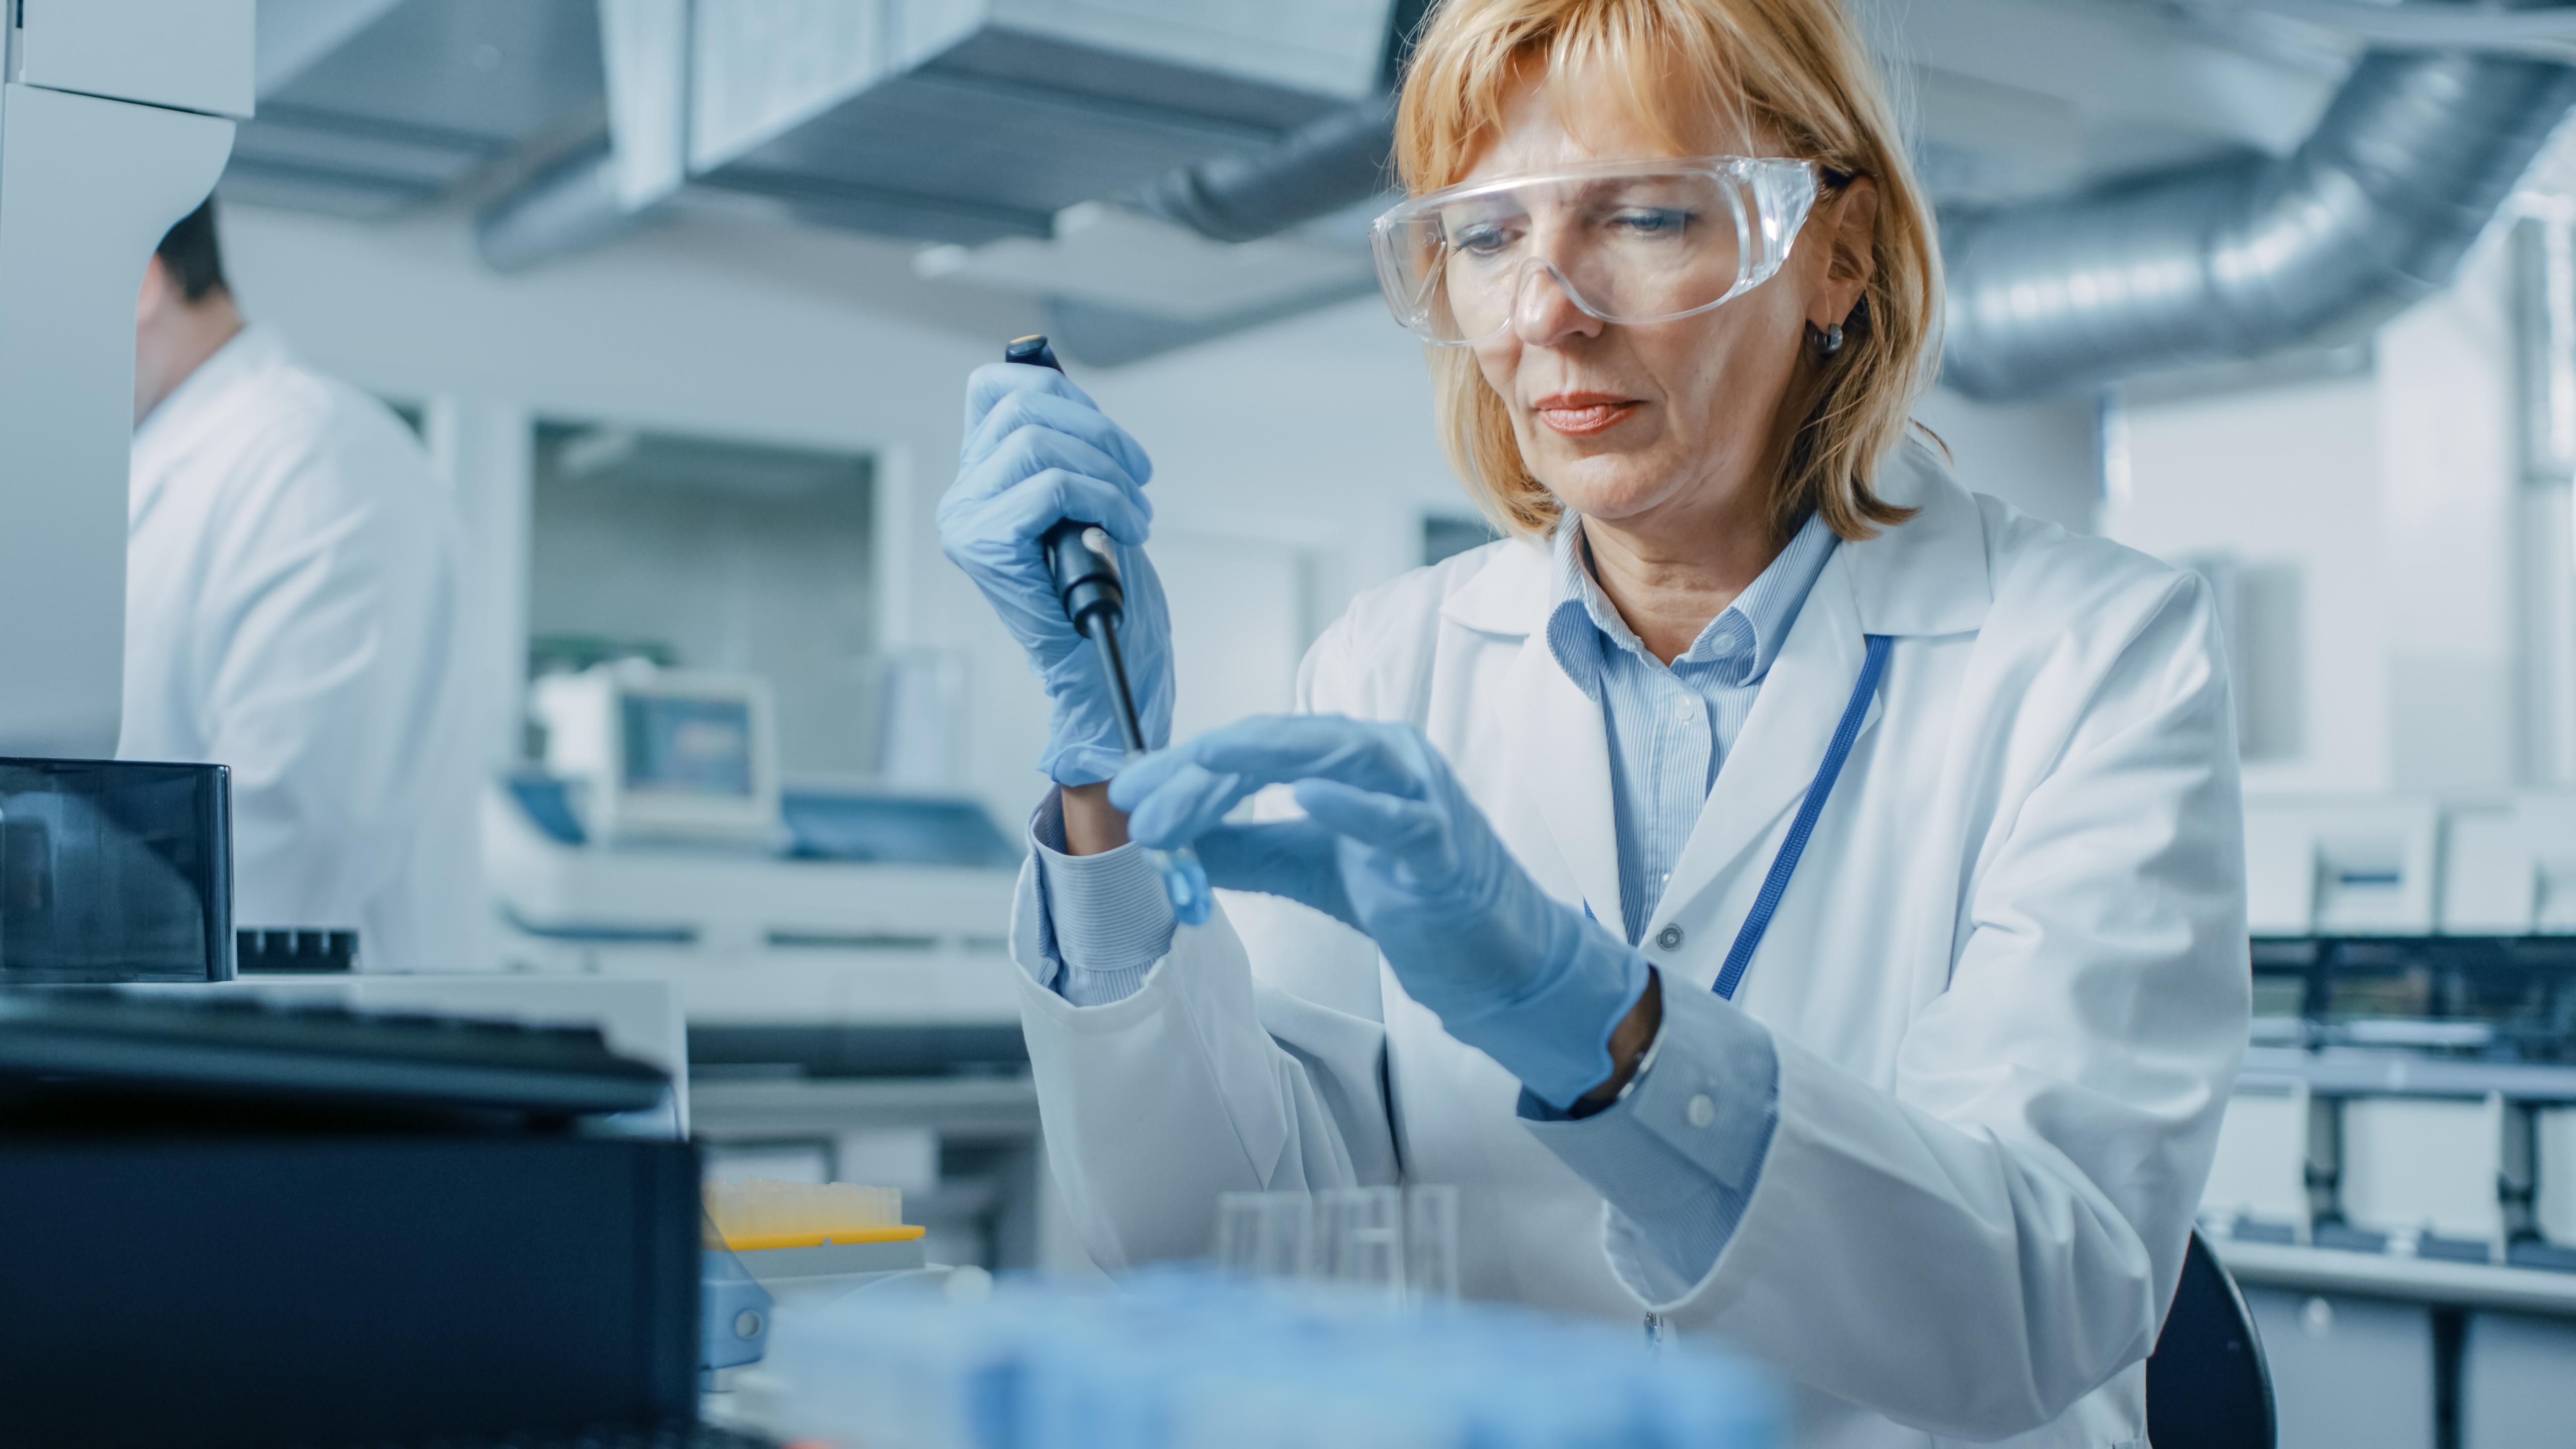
[704,1178,918,1254]
[718,1224,927,1252]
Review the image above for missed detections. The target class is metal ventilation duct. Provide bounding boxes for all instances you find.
[1942,41,2576,400]
[1140,0,1426,244]
[1141,92,1397,244]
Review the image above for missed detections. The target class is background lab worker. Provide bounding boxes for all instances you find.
[943,0,2249,1443]
[128,198,479,974]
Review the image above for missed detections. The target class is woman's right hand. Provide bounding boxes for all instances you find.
[941,360,1174,787]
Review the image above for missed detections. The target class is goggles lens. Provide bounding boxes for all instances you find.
[1371,159,1822,345]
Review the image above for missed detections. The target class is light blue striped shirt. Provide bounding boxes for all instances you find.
[1512,512,1832,1295]
[1026,512,1836,1298]
[1545,512,1839,945]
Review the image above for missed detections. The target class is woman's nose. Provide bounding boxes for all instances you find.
[1511,261,1604,349]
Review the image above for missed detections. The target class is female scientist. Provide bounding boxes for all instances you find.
[939,0,2247,1442]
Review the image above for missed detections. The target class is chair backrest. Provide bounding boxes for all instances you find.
[2146,1228,2277,1449]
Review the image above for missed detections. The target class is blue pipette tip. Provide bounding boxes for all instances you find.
[1151,844,1213,927]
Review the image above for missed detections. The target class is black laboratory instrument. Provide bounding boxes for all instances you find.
[0,757,232,982]
[1005,335,1210,924]
[0,986,671,1118]
[0,987,704,1449]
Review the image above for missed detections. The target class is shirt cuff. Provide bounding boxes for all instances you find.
[1028,788,1176,1007]
[1516,979,1780,1295]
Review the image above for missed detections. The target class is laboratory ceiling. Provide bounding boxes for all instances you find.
[220,0,2479,369]
[231,0,2341,225]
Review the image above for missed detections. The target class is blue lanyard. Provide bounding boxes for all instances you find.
[1585,633,1891,1002]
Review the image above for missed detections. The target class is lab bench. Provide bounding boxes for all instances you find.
[2198,929,2576,1449]
[2198,943,2576,1446]
[2211,1237,2576,1449]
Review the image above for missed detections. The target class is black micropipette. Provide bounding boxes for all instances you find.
[1006,334,1212,926]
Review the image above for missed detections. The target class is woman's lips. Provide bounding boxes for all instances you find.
[1532,393,1641,437]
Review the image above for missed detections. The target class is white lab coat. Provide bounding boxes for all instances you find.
[1011,441,2248,1448]
[124,326,481,974]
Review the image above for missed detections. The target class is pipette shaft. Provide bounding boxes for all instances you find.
[1006,335,1212,927]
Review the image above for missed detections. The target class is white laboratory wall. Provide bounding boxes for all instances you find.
[2378,238,2525,796]
[1913,386,2103,536]
[215,199,2121,837]
[2108,233,2531,793]
[526,434,877,776]
[216,201,1050,819]
[2111,370,2389,790]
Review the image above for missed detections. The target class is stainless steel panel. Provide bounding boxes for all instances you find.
[2463,1310,2576,1449]
[2245,1287,2436,1449]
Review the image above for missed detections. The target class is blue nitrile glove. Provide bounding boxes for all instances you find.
[1189,816,1359,932]
[1111,714,1652,1108]
[941,362,1174,786]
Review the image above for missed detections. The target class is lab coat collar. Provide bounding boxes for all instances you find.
[131,324,295,524]
[1437,433,1993,642]
[1839,435,1992,639]
[1440,530,1553,636]
[1504,611,1628,939]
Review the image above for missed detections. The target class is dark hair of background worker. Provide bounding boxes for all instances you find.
[135,196,245,426]
[158,196,229,302]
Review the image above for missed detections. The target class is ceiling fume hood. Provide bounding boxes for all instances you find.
[228,0,607,219]
[474,0,1398,268]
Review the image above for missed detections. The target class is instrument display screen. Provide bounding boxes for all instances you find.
[621,695,755,798]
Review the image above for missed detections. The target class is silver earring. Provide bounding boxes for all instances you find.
[1814,321,1845,357]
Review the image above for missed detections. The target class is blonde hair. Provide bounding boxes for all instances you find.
[1394,0,1939,541]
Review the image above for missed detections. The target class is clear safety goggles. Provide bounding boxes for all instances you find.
[1370,156,1836,345]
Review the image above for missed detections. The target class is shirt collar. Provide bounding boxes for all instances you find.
[1544,510,1839,700]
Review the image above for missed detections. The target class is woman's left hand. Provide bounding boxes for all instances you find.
[1111,714,1650,1107]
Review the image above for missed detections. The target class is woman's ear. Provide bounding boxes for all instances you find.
[1812,177,1880,331]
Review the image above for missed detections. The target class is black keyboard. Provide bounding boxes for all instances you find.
[349,1427,778,1449]
[0,987,671,1119]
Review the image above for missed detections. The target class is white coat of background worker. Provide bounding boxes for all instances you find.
[128,196,479,974]
[939,0,2250,1444]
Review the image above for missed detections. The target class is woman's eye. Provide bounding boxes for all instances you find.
[1607,207,1692,238]
[1450,221,1520,258]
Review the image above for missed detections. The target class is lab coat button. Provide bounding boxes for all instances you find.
[1656,924,1684,950]
[1686,1094,1716,1128]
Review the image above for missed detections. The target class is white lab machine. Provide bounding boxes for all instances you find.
[0,1,248,755]
[531,660,784,847]
[485,777,1023,1068]
[497,665,1025,1074]
[2338,1093,2529,1260]
[2543,1106,2576,1249]
[2243,793,2443,938]
[2198,1076,2326,1242]
[2442,792,2576,936]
